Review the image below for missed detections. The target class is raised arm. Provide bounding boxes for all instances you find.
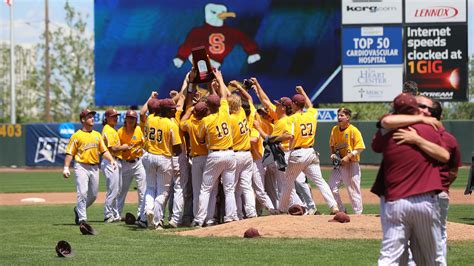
[229,80,253,104]
[213,69,228,100]
[295,85,312,109]
[140,91,158,122]
[250,77,272,110]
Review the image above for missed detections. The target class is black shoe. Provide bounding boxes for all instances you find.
[314,210,322,215]
[74,207,79,225]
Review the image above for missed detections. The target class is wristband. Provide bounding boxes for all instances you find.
[351,150,359,156]
[63,166,69,171]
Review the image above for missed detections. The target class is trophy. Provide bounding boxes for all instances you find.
[191,46,215,84]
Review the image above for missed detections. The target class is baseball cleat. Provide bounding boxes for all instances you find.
[306,208,317,215]
[136,220,147,228]
[104,216,115,223]
[146,212,155,230]
[168,220,178,229]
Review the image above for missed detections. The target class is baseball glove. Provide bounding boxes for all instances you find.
[243,228,261,238]
[288,204,305,216]
[79,222,97,235]
[330,212,351,223]
[332,151,342,169]
[125,212,136,225]
[55,240,75,257]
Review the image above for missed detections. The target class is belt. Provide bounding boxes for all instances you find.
[80,162,98,166]
[126,158,140,163]
[234,149,250,152]
[113,156,122,162]
[210,147,233,152]
[293,146,312,150]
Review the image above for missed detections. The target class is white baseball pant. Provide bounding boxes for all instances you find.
[191,155,218,224]
[295,174,315,210]
[74,162,99,222]
[165,155,186,224]
[179,153,193,223]
[194,149,237,225]
[264,164,280,209]
[252,159,275,211]
[142,153,182,227]
[235,151,257,219]
[117,158,146,218]
[280,148,337,212]
[378,193,445,266]
[329,161,363,214]
[438,191,449,261]
[101,159,122,220]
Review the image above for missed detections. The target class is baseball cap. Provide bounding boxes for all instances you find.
[393,93,418,115]
[105,108,119,117]
[206,94,221,108]
[125,110,138,118]
[79,109,96,119]
[160,98,179,109]
[148,98,161,114]
[291,94,306,107]
[273,97,292,107]
[193,101,208,118]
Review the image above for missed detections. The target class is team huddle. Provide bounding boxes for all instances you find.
[62,68,365,230]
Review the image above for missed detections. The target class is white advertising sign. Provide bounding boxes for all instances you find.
[343,66,403,102]
[342,0,402,25]
[405,0,467,23]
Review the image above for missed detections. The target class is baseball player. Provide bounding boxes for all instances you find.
[372,93,448,265]
[380,97,460,262]
[63,109,116,225]
[117,110,146,221]
[102,108,129,223]
[295,175,318,215]
[328,107,365,214]
[278,87,339,214]
[181,101,222,225]
[142,98,183,230]
[192,69,238,227]
[227,82,257,219]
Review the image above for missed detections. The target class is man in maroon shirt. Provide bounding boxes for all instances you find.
[372,93,447,265]
[383,99,461,261]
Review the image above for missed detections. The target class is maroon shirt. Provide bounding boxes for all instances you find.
[372,123,444,201]
[438,130,462,192]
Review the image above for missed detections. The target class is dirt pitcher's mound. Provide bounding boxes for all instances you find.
[176,215,474,241]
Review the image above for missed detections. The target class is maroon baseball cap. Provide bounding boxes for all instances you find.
[105,108,119,117]
[292,94,306,107]
[79,109,96,119]
[393,93,418,115]
[206,94,221,108]
[125,110,138,118]
[273,97,292,107]
[193,102,208,118]
[148,98,161,114]
[160,98,179,109]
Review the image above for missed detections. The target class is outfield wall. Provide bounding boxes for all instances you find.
[0,121,472,167]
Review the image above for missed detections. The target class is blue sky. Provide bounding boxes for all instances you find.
[1,0,473,54]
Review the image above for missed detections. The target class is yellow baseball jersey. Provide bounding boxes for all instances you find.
[230,105,255,151]
[329,124,365,162]
[172,110,186,149]
[66,130,107,164]
[250,127,263,160]
[290,108,318,149]
[198,100,233,150]
[180,114,208,157]
[117,126,144,161]
[258,114,274,136]
[102,124,122,159]
[145,116,182,157]
[267,103,279,122]
[271,115,293,151]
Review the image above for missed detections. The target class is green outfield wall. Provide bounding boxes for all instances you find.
[0,121,472,167]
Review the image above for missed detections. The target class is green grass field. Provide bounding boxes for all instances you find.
[0,167,470,193]
[0,168,473,264]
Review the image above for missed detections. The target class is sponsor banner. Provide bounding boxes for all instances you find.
[405,0,467,23]
[405,25,468,101]
[342,26,403,65]
[25,123,110,166]
[343,66,403,102]
[342,0,402,25]
[316,109,338,122]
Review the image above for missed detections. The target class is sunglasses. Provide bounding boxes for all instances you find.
[418,104,434,112]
